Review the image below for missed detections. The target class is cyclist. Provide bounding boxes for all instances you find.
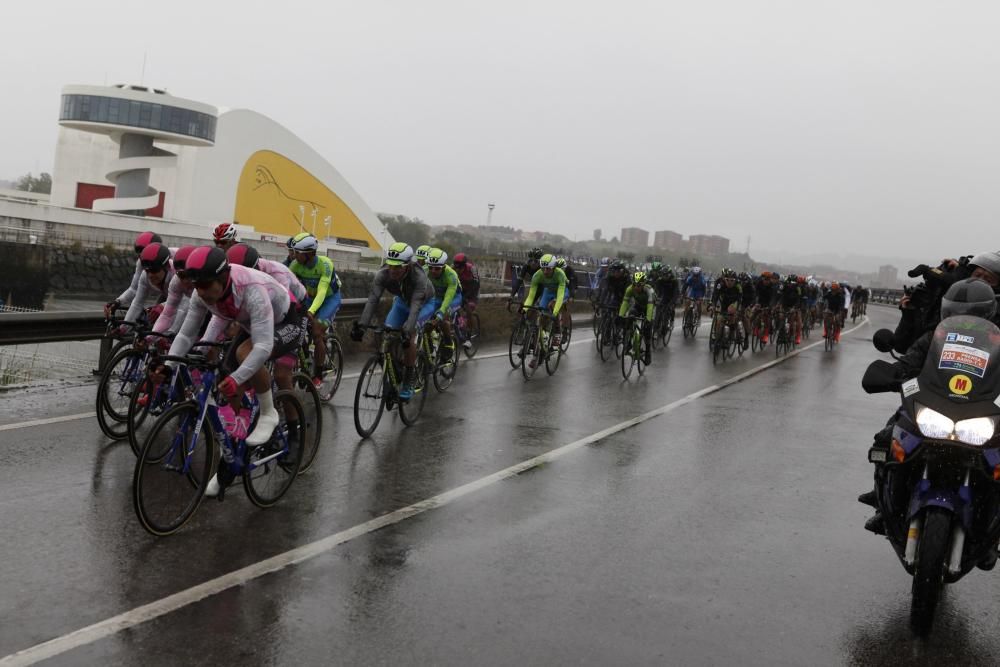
[592,257,611,291]
[556,257,577,334]
[521,253,568,359]
[599,260,630,311]
[423,248,463,362]
[511,248,543,299]
[738,272,756,346]
[682,266,708,320]
[650,263,680,325]
[618,271,655,365]
[415,245,432,270]
[105,231,163,318]
[452,252,480,352]
[777,274,803,345]
[164,246,303,494]
[287,233,342,387]
[823,282,846,342]
[212,222,240,252]
[711,268,743,342]
[752,272,778,343]
[351,243,436,401]
[226,243,307,304]
[123,242,177,331]
[282,236,296,267]
[149,245,197,342]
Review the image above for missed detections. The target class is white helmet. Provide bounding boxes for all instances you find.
[691,266,702,275]
[291,233,318,252]
[426,248,448,267]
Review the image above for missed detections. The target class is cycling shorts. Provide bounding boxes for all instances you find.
[223,305,302,373]
[539,287,565,311]
[430,292,463,316]
[305,291,342,324]
[385,296,437,330]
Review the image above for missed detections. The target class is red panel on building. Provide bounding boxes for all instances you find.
[74,183,166,217]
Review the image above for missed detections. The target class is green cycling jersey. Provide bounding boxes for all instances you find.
[289,255,340,315]
[427,264,462,314]
[619,284,655,321]
[524,267,567,316]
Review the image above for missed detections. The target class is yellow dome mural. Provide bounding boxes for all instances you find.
[234,150,381,250]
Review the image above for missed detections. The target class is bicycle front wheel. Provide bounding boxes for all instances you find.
[292,372,323,474]
[433,343,458,392]
[545,325,562,376]
[621,329,635,380]
[522,325,540,380]
[127,373,175,457]
[244,390,304,507]
[464,313,481,358]
[317,333,344,402]
[133,402,213,536]
[97,348,146,440]
[509,321,526,369]
[399,357,429,425]
[353,355,386,438]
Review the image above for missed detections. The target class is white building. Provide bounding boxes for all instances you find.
[29,83,392,258]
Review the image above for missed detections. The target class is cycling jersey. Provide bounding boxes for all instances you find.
[713,282,743,309]
[618,284,655,321]
[600,272,630,307]
[151,274,193,336]
[779,283,801,308]
[563,266,578,299]
[739,279,756,308]
[754,278,777,307]
[823,290,846,312]
[115,258,144,306]
[290,255,340,315]
[524,268,568,315]
[455,262,480,301]
[124,263,176,326]
[358,265,435,335]
[684,274,707,299]
[257,258,307,303]
[428,264,463,315]
[168,265,296,386]
[652,273,680,305]
[511,262,540,297]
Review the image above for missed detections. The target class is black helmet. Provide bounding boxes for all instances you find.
[183,246,230,283]
[134,231,162,255]
[941,278,998,320]
[529,247,544,260]
[226,243,261,269]
[139,243,171,272]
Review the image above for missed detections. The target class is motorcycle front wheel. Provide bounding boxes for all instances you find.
[910,507,951,637]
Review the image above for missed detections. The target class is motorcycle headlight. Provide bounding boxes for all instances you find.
[915,405,955,439]
[954,417,997,446]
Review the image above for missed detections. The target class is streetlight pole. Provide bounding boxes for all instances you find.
[311,208,318,236]
[298,205,305,233]
[323,215,331,241]
[487,202,495,226]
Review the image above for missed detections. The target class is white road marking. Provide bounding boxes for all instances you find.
[0,317,869,666]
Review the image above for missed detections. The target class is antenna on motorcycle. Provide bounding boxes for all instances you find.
[873,329,896,354]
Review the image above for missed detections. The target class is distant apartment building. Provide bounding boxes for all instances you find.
[877,264,899,288]
[653,230,683,252]
[621,227,649,247]
[593,228,602,241]
[688,234,730,256]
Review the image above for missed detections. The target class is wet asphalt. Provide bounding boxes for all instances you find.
[2,308,1000,666]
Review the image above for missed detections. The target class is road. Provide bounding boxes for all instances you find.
[2,307,1000,666]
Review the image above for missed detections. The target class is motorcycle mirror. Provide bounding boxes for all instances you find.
[862,359,899,394]
[872,329,895,353]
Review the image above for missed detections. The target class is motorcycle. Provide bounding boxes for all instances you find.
[863,315,1000,636]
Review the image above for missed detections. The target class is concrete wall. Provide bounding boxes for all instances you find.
[0,242,50,308]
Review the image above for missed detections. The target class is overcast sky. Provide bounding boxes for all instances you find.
[3,1,999,265]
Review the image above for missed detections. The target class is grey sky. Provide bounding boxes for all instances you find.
[3,1,999,264]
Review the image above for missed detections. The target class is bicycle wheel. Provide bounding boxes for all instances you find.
[399,356,429,425]
[127,372,173,457]
[637,329,649,376]
[353,355,386,438]
[559,316,572,353]
[433,341,458,392]
[243,390,304,507]
[509,320,526,369]
[651,312,664,350]
[662,314,674,347]
[545,323,562,375]
[522,325,540,380]
[464,313,481,358]
[132,402,213,536]
[292,372,323,474]
[598,318,615,362]
[96,348,146,440]
[316,332,344,402]
[621,332,634,380]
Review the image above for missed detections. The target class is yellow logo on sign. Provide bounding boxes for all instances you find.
[949,374,973,395]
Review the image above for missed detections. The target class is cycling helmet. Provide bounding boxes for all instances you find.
[184,246,229,282]
[941,278,998,320]
[830,282,841,291]
[415,245,431,261]
[285,236,296,249]
[291,232,318,252]
[385,242,414,266]
[453,252,467,266]
[556,257,567,268]
[213,223,238,243]
[633,271,647,284]
[426,248,448,267]
[539,253,557,269]
[139,243,171,272]
[134,231,162,255]
[691,266,702,275]
[721,268,736,279]
[226,243,261,269]
[173,246,196,274]
[529,247,544,260]
[600,257,610,267]
[796,276,806,284]
[610,260,626,271]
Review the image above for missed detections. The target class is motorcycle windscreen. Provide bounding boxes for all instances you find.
[918,315,1000,405]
